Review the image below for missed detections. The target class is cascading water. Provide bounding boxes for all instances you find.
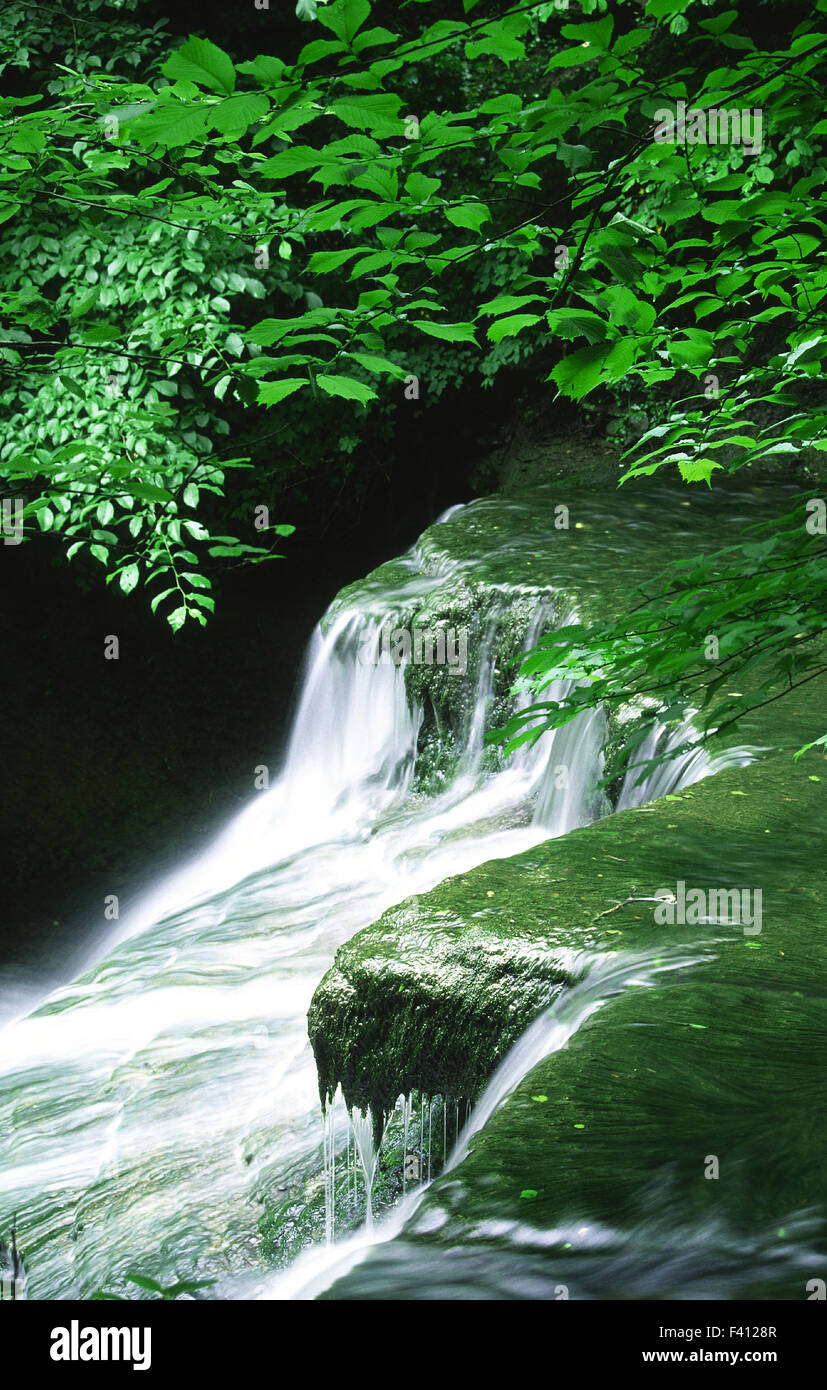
[256,939,719,1302]
[0,498,748,1300]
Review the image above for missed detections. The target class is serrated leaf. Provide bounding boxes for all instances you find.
[328,95,404,138]
[405,171,441,202]
[478,294,544,318]
[210,92,269,137]
[307,248,362,274]
[348,351,406,378]
[550,342,626,400]
[130,101,208,149]
[318,0,371,45]
[487,313,542,343]
[677,460,724,485]
[546,308,608,344]
[316,374,377,403]
[257,378,309,406]
[162,36,235,95]
[411,320,478,345]
[445,202,491,234]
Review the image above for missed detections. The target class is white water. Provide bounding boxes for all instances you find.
[0,514,740,1300]
[254,941,716,1301]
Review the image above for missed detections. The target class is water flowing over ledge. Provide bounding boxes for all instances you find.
[283,749,827,1302]
[0,486,776,1297]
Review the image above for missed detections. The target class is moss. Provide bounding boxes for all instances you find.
[309,733,827,1141]
[308,896,576,1126]
[318,749,827,1298]
[309,475,825,1150]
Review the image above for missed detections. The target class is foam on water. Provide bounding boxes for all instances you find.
[0,503,747,1298]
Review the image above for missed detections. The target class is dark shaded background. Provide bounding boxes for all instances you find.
[0,0,529,983]
[0,370,517,977]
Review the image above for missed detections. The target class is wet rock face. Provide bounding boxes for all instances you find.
[311,748,827,1300]
[307,479,826,1293]
[308,734,827,1150]
[308,895,577,1126]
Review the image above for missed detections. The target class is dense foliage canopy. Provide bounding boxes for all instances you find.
[1,0,825,767]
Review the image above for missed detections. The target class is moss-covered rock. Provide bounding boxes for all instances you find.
[310,733,825,1120]
[308,895,578,1125]
[317,748,827,1299]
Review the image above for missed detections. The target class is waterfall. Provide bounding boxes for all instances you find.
[261,939,718,1302]
[0,501,749,1300]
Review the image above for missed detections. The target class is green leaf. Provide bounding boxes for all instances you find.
[58,374,87,399]
[601,285,656,333]
[70,287,100,319]
[546,308,608,344]
[701,201,743,225]
[669,330,714,368]
[257,378,309,406]
[150,588,175,614]
[316,374,377,403]
[118,564,139,595]
[466,26,526,64]
[318,0,371,45]
[167,606,188,633]
[80,324,121,345]
[411,320,478,344]
[162,36,236,95]
[328,95,404,138]
[348,351,406,379]
[561,15,614,48]
[445,203,491,234]
[546,46,602,71]
[794,734,827,761]
[556,142,592,172]
[257,146,321,178]
[405,171,441,202]
[130,482,174,503]
[478,293,544,318]
[130,101,208,149]
[646,0,693,17]
[210,93,269,137]
[677,460,724,485]
[126,1274,165,1294]
[487,313,542,343]
[307,248,362,274]
[551,343,612,400]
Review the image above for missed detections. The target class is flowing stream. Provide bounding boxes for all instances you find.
[0,500,745,1300]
